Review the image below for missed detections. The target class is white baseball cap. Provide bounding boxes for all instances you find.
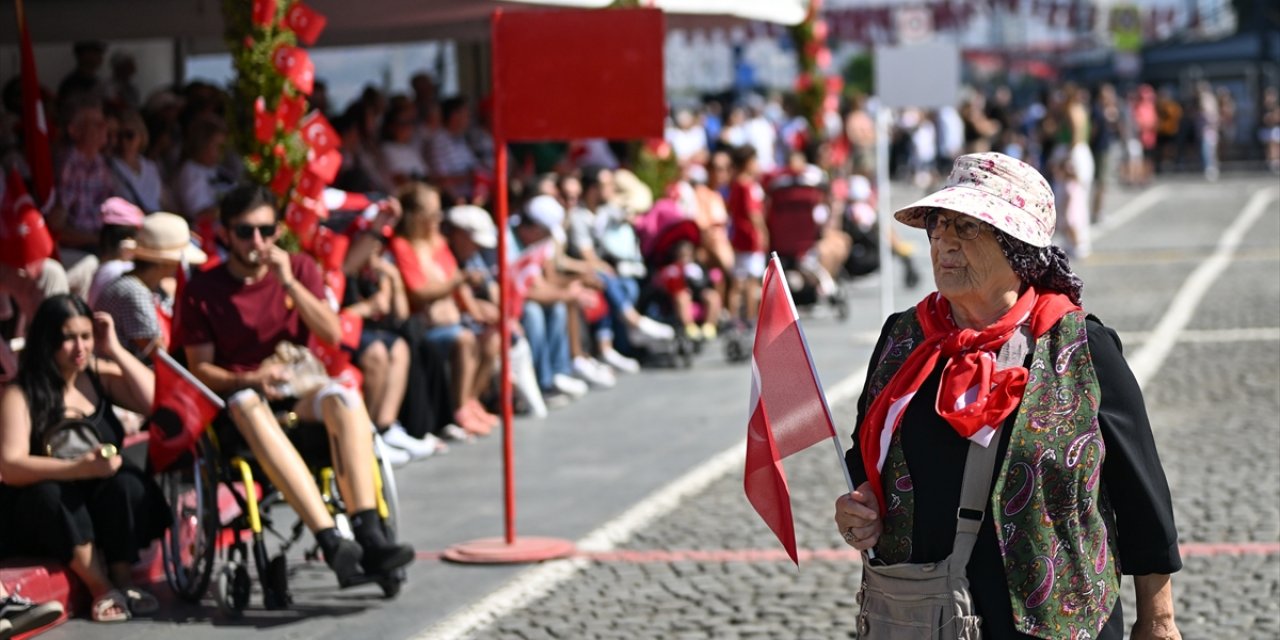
[524,195,566,245]
[446,205,497,249]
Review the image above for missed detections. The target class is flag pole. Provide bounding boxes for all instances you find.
[769,253,875,561]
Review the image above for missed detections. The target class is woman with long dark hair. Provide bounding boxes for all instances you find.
[0,295,169,623]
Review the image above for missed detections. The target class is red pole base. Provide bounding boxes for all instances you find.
[442,537,576,565]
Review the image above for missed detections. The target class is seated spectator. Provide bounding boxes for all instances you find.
[340,211,443,463]
[655,239,723,340]
[173,115,234,226]
[0,295,167,622]
[512,197,589,403]
[551,180,616,389]
[87,197,144,308]
[0,581,63,636]
[425,97,480,203]
[0,260,70,341]
[108,110,164,213]
[391,183,499,436]
[178,185,413,586]
[378,98,429,188]
[52,100,117,299]
[95,212,207,360]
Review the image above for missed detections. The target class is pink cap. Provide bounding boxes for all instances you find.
[100,197,144,227]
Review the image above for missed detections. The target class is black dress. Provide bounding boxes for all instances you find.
[0,371,170,566]
[846,314,1183,639]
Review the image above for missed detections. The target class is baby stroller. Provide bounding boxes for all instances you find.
[765,168,850,321]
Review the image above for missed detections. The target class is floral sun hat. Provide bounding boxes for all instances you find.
[894,152,1056,247]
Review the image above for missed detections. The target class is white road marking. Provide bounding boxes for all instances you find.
[1128,188,1279,389]
[1121,327,1280,346]
[1093,185,1170,241]
[419,365,871,640]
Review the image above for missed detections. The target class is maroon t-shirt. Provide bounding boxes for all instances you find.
[177,254,325,373]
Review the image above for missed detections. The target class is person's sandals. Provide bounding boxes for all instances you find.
[123,588,159,615]
[91,590,131,623]
[0,593,64,638]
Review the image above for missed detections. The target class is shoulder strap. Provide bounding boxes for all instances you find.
[948,324,1032,572]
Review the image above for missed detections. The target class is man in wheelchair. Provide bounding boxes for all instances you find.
[177,185,414,587]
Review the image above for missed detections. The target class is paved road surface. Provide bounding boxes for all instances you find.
[56,175,1280,640]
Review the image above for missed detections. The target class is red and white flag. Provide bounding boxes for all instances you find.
[743,255,839,565]
[148,349,225,473]
[15,0,53,206]
[1,168,55,273]
[285,1,328,46]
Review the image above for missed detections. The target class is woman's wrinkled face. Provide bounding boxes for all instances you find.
[927,209,1019,304]
[57,316,94,374]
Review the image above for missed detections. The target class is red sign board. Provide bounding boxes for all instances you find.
[492,8,665,141]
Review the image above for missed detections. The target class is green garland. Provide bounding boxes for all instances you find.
[789,0,829,144]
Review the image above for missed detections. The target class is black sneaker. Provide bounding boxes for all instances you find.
[0,593,63,638]
[323,538,364,586]
[359,540,415,576]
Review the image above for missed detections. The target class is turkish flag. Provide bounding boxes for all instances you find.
[312,225,349,273]
[307,149,342,184]
[15,2,53,205]
[744,256,838,566]
[148,349,225,473]
[296,169,327,200]
[252,0,276,27]
[277,93,307,132]
[324,268,346,303]
[269,163,297,197]
[299,111,338,156]
[285,1,328,46]
[1,169,55,273]
[307,311,356,376]
[271,45,315,95]
[337,311,363,349]
[254,96,276,143]
[284,200,322,250]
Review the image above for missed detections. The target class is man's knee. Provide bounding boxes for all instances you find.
[360,341,389,369]
[316,382,365,420]
[228,390,277,437]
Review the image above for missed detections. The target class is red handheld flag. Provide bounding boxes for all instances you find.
[285,200,322,250]
[271,45,315,95]
[299,111,338,156]
[15,1,53,205]
[307,149,342,184]
[312,225,349,273]
[1,169,55,272]
[285,1,328,46]
[296,169,327,200]
[148,350,225,473]
[743,257,838,565]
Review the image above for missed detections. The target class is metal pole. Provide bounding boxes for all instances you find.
[491,15,516,547]
[876,106,895,320]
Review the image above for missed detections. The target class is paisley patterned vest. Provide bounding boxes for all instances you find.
[863,309,1119,639]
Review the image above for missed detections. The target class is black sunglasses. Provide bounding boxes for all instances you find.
[232,223,279,240]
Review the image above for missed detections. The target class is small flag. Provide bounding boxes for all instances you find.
[277,93,308,132]
[299,111,338,156]
[312,225,349,272]
[743,256,839,565]
[285,1,328,46]
[271,45,315,95]
[252,0,276,27]
[148,349,225,473]
[254,96,276,143]
[268,163,297,197]
[0,169,55,273]
[307,149,342,184]
[296,169,327,200]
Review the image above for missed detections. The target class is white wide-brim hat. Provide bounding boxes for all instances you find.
[894,152,1056,247]
[132,212,208,265]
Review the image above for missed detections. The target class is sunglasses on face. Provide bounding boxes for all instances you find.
[924,210,986,241]
[232,223,279,240]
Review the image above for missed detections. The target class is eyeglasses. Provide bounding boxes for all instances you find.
[924,210,985,241]
[232,223,279,240]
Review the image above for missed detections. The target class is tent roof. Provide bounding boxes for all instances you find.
[1,0,804,49]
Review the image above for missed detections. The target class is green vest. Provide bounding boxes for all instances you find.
[864,310,1119,639]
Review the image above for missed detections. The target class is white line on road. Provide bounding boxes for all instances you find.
[1093,185,1169,241]
[1121,327,1280,346]
[419,365,870,640]
[1128,187,1279,389]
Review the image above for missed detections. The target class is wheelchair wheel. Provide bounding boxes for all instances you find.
[160,435,219,603]
[215,561,251,617]
[373,434,401,537]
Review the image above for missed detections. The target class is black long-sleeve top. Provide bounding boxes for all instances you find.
[846,314,1182,639]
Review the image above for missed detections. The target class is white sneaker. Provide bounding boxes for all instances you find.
[573,357,615,388]
[601,348,640,374]
[382,423,439,459]
[553,373,589,398]
[378,442,412,467]
[634,315,676,341]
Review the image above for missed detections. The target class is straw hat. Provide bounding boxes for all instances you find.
[132,212,208,265]
[894,152,1056,247]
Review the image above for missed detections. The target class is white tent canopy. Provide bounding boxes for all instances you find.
[1,0,805,50]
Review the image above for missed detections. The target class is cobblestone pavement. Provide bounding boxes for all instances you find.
[476,177,1280,640]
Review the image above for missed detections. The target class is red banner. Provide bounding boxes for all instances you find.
[492,8,664,141]
[15,0,53,205]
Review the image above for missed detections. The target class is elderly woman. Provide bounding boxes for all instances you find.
[835,153,1181,640]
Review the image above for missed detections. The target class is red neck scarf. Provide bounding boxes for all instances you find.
[859,286,1079,513]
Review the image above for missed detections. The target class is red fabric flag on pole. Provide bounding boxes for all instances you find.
[15,0,53,206]
[148,349,225,473]
[1,168,55,273]
[285,1,328,46]
[271,45,315,95]
[744,255,841,565]
[299,111,339,156]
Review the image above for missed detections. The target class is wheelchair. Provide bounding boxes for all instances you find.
[155,415,404,617]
